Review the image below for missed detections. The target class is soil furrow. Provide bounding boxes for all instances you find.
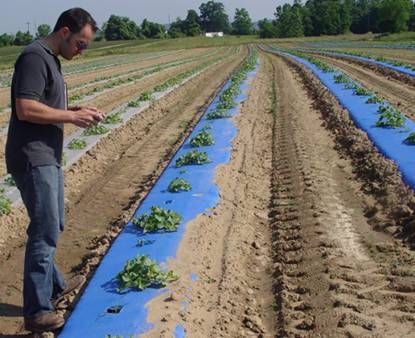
[0,50,234,178]
[140,53,276,337]
[314,54,415,121]
[267,50,415,337]
[315,52,415,87]
[0,48,245,336]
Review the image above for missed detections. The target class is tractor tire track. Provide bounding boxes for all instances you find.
[314,54,415,121]
[266,51,415,337]
[0,49,245,336]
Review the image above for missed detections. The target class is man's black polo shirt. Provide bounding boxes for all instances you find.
[6,39,66,173]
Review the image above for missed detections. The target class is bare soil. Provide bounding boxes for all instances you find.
[315,54,415,121]
[343,48,415,66]
[0,49,233,178]
[143,51,277,338]
[1,46,415,338]
[272,51,415,337]
[0,48,245,337]
[318,52,415,88]
[0,48,212,112]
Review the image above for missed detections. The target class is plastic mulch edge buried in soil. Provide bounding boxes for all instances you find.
[319,50,415,78]
[267,47,415,191]
[58,58,259,338]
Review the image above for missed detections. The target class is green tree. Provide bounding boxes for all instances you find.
[36,24,51,39]
[199,1,230,33]
[182,9,202,36]
[377,0,412,33]
[409,1,415,31]
[301,2,314,36]
[0,33,14,47]
[168,18,185,38]
[104,15,139,40]
[275,2,304,38]
[350,0,371,33]
[258,19,277,38]
[232,8,253,35]
[340,0,353,34]
[141,19,166,38]
[14,31,33,45]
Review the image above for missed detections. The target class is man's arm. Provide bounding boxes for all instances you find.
[16,98,103,128]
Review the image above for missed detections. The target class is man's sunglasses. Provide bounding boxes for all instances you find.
[76,40,89,51]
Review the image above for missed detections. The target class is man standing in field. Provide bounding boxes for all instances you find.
[5,8,103,333]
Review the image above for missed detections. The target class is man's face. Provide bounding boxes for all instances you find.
[60,24,94,60]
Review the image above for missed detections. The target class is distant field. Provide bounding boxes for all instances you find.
[1,32,414,71]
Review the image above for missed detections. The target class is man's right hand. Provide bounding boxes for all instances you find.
[70,107,104,128]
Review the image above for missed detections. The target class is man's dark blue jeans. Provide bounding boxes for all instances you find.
[12,165,66,318]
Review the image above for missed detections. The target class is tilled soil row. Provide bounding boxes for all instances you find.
[140,52,277,337]
[67,48,222,98]
[316,52,415,88]
[265,51,415,337]
[313,54,415,121]
[0,49,234,178]
[0,50,184,110]
[281,54,415,244]
[0,48,246,336]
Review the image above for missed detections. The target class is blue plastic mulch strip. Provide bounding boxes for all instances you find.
[174,325,186,338]
[58,62,259,338]
[318,50,415,77]
[266,47,415,191]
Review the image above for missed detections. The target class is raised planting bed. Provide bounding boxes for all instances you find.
[264,45,415,191]
[58,50,258,338]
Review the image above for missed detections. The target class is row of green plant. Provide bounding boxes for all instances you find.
[126,53,232,108]
[323,49,415,72]
[116,51,258,293]
[281,48,335,73]
[285,48,415,142]
[68,59,190,104]
[70,49,222,93]
[207,49,258,119]
[69,47,232,105]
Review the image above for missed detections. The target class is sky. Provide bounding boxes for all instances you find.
[0,0,290,34]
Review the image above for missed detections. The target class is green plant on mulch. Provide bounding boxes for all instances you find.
[127,99,140,108]
[366,95,383,104]
[138,91,152,101]
[132,206,181,233]
[376,105,405,128]
[404,132,415,145]
[117,255,178,291]
[0,188,11,215]
[103,112,123,124]
[354,86,372,96]
[168,178,192,193]
[4,175,15,186]
[190,130,215,147]
[333,74,350,84]
[68,138,87,150]
[176,150,210,167]
[82,124,109,136]
[206,108,232,120]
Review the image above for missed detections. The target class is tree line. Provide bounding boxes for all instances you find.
[260,0,415,38]
[1,0,415,47]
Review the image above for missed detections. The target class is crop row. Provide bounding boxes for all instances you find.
[0,51,176,89]
[284,48,414,138]
[68,49,226,104]
[303,41,415,50]
[315,48,415,71]
[114,50,258,294]
[0,50,238,216]
[69,48,222,92]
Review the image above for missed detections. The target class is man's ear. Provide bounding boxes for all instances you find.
[59,26,71,39]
